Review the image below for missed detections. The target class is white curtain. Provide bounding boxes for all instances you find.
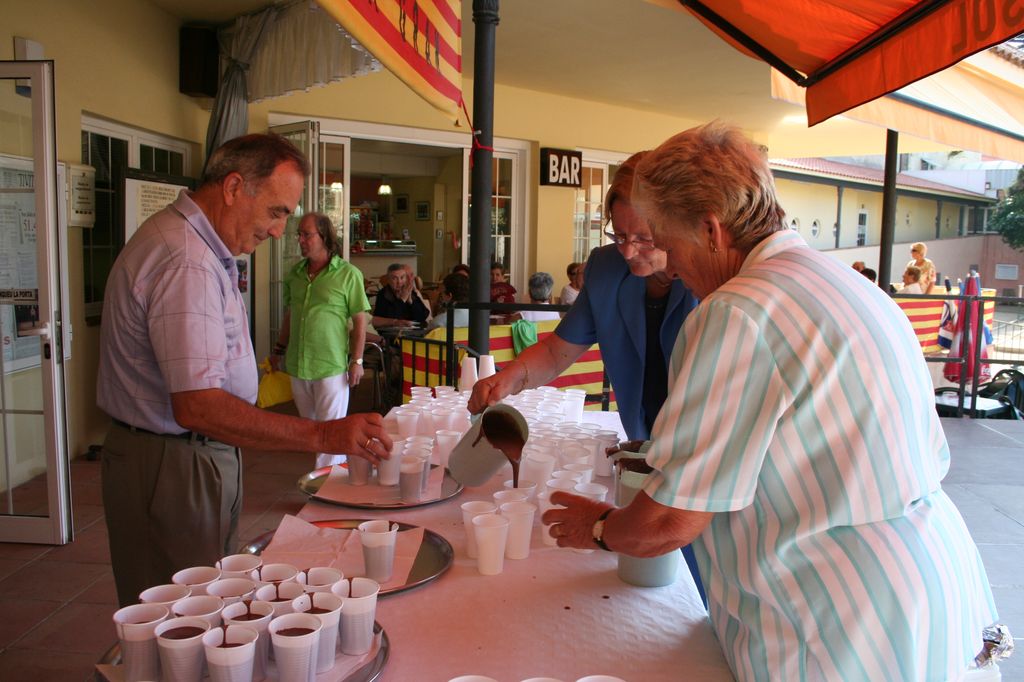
[246,1,381,103]
[203,5,279,170]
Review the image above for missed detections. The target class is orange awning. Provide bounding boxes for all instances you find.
[669,0,1024,125]
[316,0,463,123]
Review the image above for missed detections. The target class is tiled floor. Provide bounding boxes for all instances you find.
[0,418,1022,681]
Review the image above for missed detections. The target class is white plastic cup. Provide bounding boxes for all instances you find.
[460,356,479,392]
[472,513,510,575]
[155,615,210,682]
[216,553,262,579]
[520,453,556,493]
[503,478,538,501]
[400,458,425,503]
[377,444,404,486]
[563,463,594,485]
[574,482,609,502]
[395,410,420,439]
[203,624,259,682]
[494,489,529,507]
[550,470,583,484]
[206,577,257,605]
[461,500,497,558]
[334,577,380,655]
[221,599,274,681]
[358,519,399,583]
[138,583,191,609]
[255,581,306,619]
[171,565,221,595]
[113,603,169,682]
[575,676,628,682]
[171,594,225,629]
[500,501,537,559]
[269,611,323,682]
[522,678,568,682]
[296,566,345,593]
[291,591,344,673]
[435,429,461,470]
[250,562,299,587]
[546,477,578,495]
[347,456,373,486]
[561,443,595,468]
[478,354,496,379]
[448,677,501,682]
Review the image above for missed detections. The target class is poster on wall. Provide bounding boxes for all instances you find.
[0,158,44,373]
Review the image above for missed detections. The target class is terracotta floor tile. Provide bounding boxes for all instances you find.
[0,542,51,562]
[0,557,28,582]
[41,524,111,565]
[15,601,118,656]
[0,559,107,601]
[73,572,118,606]
[71,503,106,531]
[0,647,100,682]
[0,596,62,649]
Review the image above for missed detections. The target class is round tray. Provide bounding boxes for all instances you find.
[97,621,390,682]
[242,518,454,597]
[298,465,463,510]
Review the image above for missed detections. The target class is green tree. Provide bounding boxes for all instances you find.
[992,167,1024,250]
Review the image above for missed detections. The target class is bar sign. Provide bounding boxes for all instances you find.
[540,148,582,187]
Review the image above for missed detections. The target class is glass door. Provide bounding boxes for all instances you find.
[0,60,71,544]
[268,120,319,350]
[317,134,351,260]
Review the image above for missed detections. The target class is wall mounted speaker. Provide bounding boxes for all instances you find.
[179,26,219,98]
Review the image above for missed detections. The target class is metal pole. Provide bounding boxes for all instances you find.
[878,129,898,291]
[468,0,499,355]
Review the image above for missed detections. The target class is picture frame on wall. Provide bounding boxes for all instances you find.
[395,194,409,213]
[415,200,431,221]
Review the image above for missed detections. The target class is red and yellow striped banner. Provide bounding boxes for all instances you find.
[401,321,616,410]
[316,0,463,122]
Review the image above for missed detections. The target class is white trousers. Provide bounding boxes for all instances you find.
[290,372,350,469]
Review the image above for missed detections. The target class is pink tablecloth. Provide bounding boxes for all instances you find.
[298,411,734,682]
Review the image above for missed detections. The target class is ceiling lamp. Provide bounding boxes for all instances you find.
[377,177,392,196]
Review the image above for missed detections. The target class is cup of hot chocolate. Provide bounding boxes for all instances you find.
[216,553,262,579]
[155,615,210,682]
[202,624,259,682]
[255,580,306,619]
[269,611,323,682]
[221,599,274,680]
[292,591,344,673]
[333,577,380,655]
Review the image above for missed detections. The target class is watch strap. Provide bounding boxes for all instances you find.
[593,507,614,551]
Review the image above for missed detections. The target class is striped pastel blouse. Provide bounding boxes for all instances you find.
[643,230,996,681]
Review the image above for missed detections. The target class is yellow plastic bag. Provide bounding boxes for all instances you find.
[256,358,293,408]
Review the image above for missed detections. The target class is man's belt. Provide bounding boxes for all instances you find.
[112,418,218,445]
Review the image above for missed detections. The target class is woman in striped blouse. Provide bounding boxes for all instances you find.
[544,123,997,682]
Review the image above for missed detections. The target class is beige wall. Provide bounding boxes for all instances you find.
[4,0,206,462]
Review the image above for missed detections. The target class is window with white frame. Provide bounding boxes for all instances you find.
[573,164,606,263]
[80,117,191,321]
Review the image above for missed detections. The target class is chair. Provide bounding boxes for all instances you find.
[349,340,397,415]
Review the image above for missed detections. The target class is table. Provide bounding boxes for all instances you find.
[935,393,1012,418]
[297,411,734,682]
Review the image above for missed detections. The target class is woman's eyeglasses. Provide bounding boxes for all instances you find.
[603,229,656,251]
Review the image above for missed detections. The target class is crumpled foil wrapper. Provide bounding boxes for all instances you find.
[974,623,1014,667]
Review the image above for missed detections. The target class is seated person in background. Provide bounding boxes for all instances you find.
[559,262,584,305]
[489,262,517,304]
[372,262,432,328]
[900,265,924,294]
[451,263,470,278]
[511,272,563,322]
[860,267,877,283]
[427,272,471,332]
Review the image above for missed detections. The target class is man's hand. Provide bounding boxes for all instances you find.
[322,413,392,465]
[348,362,364,387]
[468,362,526,414]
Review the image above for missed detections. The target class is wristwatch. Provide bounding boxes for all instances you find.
[351,358,363,365]
[592,508,614,551]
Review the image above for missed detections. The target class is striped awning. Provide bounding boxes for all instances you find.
[316,0,463,123]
